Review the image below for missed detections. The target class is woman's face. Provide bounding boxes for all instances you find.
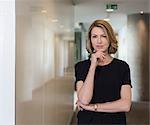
[91,27,110,53]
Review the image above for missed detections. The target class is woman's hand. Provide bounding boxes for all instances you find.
[76,100,94,111]
[76,100,84,111]
[80,103,94,111]
[91,50,106,67]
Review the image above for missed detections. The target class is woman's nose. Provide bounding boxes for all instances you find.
[97,36,102,43]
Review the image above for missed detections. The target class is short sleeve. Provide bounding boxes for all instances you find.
[74,62,86,90]
[121,63,132,88]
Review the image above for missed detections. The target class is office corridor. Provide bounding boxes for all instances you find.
[16,74,74,125]
[0,0,149,125]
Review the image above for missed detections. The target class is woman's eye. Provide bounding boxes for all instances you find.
[102,35,107,38]
[92,35,97,38]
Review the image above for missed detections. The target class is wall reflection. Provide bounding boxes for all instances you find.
[16,0,74,124]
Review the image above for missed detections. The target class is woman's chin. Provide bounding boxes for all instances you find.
[96,49,108,53]
[96,48,104,52]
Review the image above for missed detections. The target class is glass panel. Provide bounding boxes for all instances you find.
[16,0,74,124]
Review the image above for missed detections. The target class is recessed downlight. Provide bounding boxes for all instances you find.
[41,9,47,13]
[51,19,58,23]
[140,11,144,14]
[104,18,110,21]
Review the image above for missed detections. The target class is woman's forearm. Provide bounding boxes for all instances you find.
[78,66,96,105]
[96,99,131,112]
[79,98,131,113]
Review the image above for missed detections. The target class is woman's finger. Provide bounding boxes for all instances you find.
[76,100,84,111]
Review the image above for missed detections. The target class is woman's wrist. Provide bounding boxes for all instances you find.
[89,65,96,71]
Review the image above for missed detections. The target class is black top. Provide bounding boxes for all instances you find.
[74,58,132,124]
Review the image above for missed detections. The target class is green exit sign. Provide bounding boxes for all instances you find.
[106,3,118,10]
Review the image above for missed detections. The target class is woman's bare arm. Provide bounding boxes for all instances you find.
[78,85,132,112]
[76,52,107,105]
[76,65,96,105]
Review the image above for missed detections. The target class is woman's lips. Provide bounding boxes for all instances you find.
[96,45,103,48]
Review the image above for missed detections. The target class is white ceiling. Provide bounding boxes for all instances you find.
[16,0,150,33]
[73,0,149,14]
[74,0,149,31]
[16,0,75,39]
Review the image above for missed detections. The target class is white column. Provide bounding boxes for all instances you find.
[0,0,15,125]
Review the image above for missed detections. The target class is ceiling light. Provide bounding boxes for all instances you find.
[106,9,114,12]
[104,18,110,21]
[140,11,144,14]
[51,19,58,23]
[41,9,47,13]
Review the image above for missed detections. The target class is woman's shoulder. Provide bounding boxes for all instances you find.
[113,58,130,68]
[75,59,90,68]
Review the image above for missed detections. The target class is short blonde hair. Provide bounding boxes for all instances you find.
[86,19,118,54]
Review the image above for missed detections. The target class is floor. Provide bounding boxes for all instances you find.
[70,101,149,125]
[16,76,74,125]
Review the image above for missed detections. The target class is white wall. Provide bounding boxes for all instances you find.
[118,25,128,61]
[55,35,65,76]
[16,0,75,124]
[16,2,55,101]
[0,0,15,124]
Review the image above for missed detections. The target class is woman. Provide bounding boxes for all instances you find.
[75,19,132,125]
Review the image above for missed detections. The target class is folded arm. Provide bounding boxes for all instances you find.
[76,65,96,105]
[77,85,132,112]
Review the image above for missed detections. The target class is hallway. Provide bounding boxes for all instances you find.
[16,74,74,125]
[0,0,149,125]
